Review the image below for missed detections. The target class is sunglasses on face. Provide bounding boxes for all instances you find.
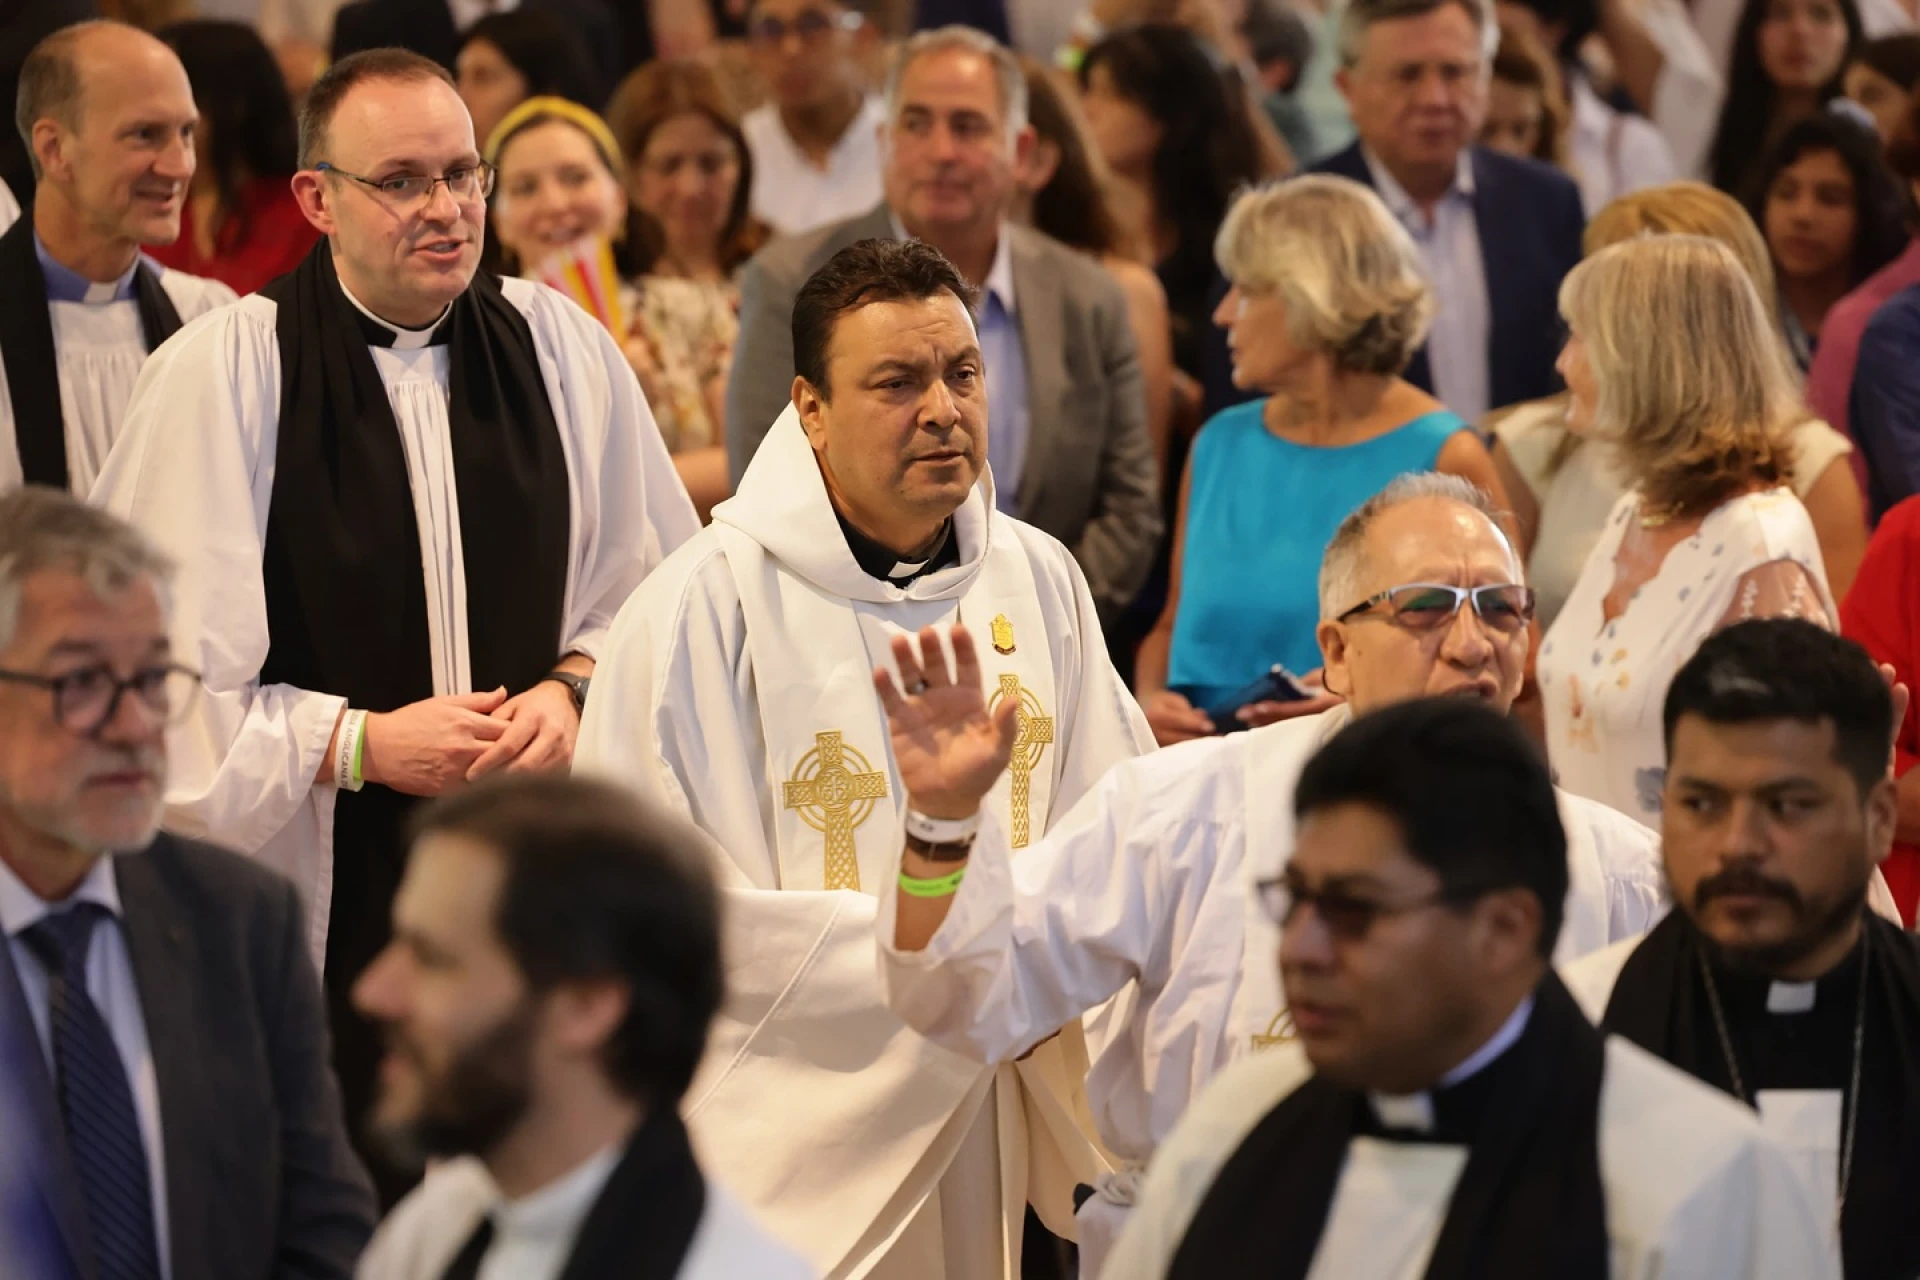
[1255,873,1471,941]
[1335,583,1536,634]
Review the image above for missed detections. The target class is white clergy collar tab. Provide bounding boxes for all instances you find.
[713,403,999,605]
[0,852,123,939]
[1365,994,1533,1132]
[1767,980,1817,1013]
[337,277,450,350]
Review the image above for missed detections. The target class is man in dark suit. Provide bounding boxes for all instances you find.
[0,488,375,1280]
[725,26,1161,624]
[1309,0,1583,423]
[328,0,622,107]
[350,775,814,1279]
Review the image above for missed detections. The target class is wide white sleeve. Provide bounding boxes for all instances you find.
[1619,1132,1839,1279]
[1640,0,1724,179]
[0,180,17,236]
[876,761,1190,1064]
[520,283,700,664]
[90,304,346,855]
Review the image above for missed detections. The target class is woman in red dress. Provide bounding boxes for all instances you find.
[1841,493,1920,923]
[150,20,318,296]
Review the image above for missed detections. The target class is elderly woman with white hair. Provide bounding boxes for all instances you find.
[1541,234,1837,827]
[1137,174,1509,746]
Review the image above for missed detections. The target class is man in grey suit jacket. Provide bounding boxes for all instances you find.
[0,489,375,1280]
[726,25,1161,621]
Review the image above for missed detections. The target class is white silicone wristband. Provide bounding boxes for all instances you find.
[904,808,982,844]
[336,708,367,793]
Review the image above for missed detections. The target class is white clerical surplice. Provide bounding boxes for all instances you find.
[91,276,700,962]
[577,407,1155,1280]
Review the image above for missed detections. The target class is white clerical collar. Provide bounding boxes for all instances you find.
[0,852,122,939]
[1367,995,1533,1133]
[1767,980,1818,1014]
[337,278,448,351]
[488,1141,621,1247]
[887,212,1017,315]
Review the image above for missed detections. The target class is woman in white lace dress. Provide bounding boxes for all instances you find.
[1541,234,1836,827]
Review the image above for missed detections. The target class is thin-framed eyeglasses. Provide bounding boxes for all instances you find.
[748,8,864,45]
[1335,583,1536,634]
[1254,874,1470,941]
[314,161,496,208]
[0,663,202,737]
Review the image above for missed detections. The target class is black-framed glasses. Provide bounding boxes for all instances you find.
[749,8,864,45]
[1254,874,1469,941]
[314,161,496,207]
[0,663,202,736]
[1335,583,1536,634]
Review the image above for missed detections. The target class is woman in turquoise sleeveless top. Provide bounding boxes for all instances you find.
[1136,177,1511,746]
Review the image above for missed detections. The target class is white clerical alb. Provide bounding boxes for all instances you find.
[878,703,1669,1279]
[91,275,700,963]
[576,406,1155,1280]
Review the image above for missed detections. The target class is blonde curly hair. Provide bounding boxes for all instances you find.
[1558,234,1794,518]
[1213,175,1435,377]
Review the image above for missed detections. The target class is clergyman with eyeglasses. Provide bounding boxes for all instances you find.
[91,46,700,1202]
[0,487,376,1280]
[873,471,1667,1275]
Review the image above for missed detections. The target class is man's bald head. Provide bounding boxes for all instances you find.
[16,21,181,177]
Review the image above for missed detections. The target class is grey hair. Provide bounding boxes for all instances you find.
[884,25,1029,140]
[1337,0,1499,67]
[1317,473,1512,618]
[0,488,174,652]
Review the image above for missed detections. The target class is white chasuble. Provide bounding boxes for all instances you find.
[576,408,1154,1280]
[0,269,234,495]
[93,279,700,964]
[1107,1039,1838,1280]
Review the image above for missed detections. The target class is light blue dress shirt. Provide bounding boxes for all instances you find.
[1363,148,1491,423]
[0,855,172,1279]
[33,236,143,303]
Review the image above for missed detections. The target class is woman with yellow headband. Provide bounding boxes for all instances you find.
[486,79,762,520]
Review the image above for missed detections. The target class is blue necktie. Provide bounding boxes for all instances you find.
[21,904,161,1280]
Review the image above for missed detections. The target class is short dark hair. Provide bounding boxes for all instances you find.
[458,10,600,125]
[407,773,723,1108]
[1295,697,1568,958]
[791,238,978,398]
[1663,619,1893,798]
[15,20,108,177]
[298,47,454,170]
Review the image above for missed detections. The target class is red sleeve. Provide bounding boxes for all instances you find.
[1842,497,1920,777]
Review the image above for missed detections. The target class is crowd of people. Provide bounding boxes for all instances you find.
[2,0,1920,1277]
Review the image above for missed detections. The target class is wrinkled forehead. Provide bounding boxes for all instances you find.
[324,75,477,172]
[1356,500,1522,594]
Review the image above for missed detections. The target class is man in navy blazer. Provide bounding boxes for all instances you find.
[1307,0,1583,423]
[0,488,374,1280]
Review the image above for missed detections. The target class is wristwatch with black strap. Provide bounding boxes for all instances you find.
[540,669,591,714]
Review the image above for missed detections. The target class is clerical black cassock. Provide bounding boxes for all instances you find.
[93,243,699,1195]
[0,215,232,495]
[1106,974,1837,1280]
[1570,911,1920,1278]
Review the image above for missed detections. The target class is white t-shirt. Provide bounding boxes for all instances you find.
[743,96,888,238]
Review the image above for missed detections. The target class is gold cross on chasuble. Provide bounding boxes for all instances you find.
[1252,1008,1297,1051]
[782,731,889,891]
[989,674,1054,848]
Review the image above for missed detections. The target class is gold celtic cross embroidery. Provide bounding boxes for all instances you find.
[1251,1008,1297,1051]
[782,731,888,891]
[988,674,1053,848]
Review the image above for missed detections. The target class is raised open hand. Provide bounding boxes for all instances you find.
[874,624,1021,820]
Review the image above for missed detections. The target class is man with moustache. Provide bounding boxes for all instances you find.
[351,774,814,1280]
[0,488,374,1280]
[92,47,699,1198]
[1,22,235,497]
[1565,619,1920,1278]
[875,472,1666,1277]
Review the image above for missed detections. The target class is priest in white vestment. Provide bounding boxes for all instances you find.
[576,237,1154,1280]
[1,22,235,496]
[91,49,697,1196]
[1563,619,1920,1278]
[1105,697,1835,1280]
[0,178,18,234]
[876,474,1667,1278]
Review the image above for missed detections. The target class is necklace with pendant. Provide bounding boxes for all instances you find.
[1698,943,1868,1234]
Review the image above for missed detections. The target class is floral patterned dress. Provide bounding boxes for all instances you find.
[1540,487,1836,827]
[620,275,739,454]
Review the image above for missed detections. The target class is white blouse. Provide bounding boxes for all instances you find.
[1540,488,1836,826]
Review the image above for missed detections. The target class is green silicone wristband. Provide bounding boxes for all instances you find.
[351,721,366,789]
[898,867,967,898]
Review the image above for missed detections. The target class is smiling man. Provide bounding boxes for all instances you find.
[578,236,1153,1280]
[91,47,699,1201]
[0,21,234,498]
[1565,619,1920,1278]
[874,472,1664,1276]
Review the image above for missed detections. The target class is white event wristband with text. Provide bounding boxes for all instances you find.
[904,808,982,844]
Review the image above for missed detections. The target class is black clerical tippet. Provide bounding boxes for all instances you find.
[1168,974,1609,1280]
[1604,909,1920,1278]
[0,214,183,490]
[836,510,959,586]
